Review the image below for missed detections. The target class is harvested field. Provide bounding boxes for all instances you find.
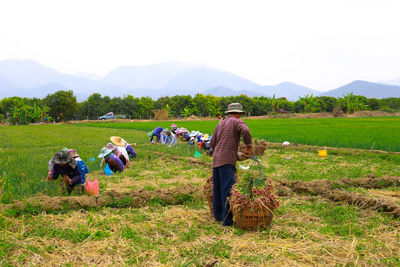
[5,184,200,216]
[279,177,400,217]
[1,123,400,265]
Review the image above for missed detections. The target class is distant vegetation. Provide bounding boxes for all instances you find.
[1,90,400,124]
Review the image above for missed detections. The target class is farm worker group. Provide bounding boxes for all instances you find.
[45,101,251,227]
[46,136,137,194]
[98,136,137,173]
[210,103,252,226]
[149,124,213,154]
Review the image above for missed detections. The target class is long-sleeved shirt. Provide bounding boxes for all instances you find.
[153,127,164,136]
[125,144,137,157]
[75,159,89,183]
[210,115,252,168]
[164,133,177,145]
[106,154,124,172]
[116,146,130,166]
[52,164,82,187]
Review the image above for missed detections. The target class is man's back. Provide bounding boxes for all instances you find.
[210,115,252,168]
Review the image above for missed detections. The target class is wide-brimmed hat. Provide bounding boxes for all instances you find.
[225,103,245,114]
[67,149,79,158]
[201,134,210,141]
[106,143,116,150]
[98,147,113,158]
[54,150,77,168]
[189,130,200,137]
[110,136,125,147]
[171,124,177,129]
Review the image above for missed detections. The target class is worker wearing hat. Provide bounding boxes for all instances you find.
[48,149,84,194]
[209,103,252,226]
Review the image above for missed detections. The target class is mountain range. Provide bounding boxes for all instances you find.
[0,59,399,101]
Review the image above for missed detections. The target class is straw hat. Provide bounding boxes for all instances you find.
[201,134,210,141]
[110,136,125,147]
[225,103,245,114]
[98,147,113,158]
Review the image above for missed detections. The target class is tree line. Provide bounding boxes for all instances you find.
[1,90,399,124]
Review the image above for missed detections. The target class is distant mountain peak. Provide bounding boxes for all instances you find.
[321,80,400,98]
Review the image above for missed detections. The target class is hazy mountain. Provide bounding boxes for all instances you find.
[204,86,264,97]
[103,61,207,90]
[0,74,26,97]
[0,59,64,88]
[74,72,102,81]
[380,77,400,87]
[163,67,262,93]
[258,82,319,101]
[24,82,69,98]
[321,80,400,98]
[0,58,327,100]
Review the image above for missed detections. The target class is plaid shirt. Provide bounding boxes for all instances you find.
[210,115,252,168]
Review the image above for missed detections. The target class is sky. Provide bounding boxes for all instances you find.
[0,0,400,91]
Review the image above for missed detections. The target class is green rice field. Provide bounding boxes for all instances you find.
[83,116,400,152]
[1,117,400,203]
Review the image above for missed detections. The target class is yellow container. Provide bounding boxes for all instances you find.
[318,150,327,157]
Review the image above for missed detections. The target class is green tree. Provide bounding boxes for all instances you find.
[318,96,338,112]
[298,94,320,113]
[43,90,78,121]
[270,94,279,112]
[367,98,380,111]
[338,92,367,114]
[123,95,140,118]
[9,99,46,124]
[137,97,155,119]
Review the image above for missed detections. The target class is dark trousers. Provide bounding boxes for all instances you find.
[213,164,236,226]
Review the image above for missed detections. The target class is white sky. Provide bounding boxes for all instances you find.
[0,0,399,90]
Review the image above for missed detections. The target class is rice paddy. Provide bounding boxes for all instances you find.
[1,118,400,265]
[83,116,400,152]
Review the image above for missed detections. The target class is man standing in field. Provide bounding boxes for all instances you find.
[210,103,252,226]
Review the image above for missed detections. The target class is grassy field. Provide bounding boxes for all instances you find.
[83,116,400,152]
[1,121,400,265]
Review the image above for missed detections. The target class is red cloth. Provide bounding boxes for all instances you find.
[210,115,252,168]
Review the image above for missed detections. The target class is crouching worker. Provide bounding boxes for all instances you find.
[68,149,89,183]
[98,147,124,173]
[122,138,137,159]
[47,150,84,194]
[150,127,164,143]
[107,143,129,167]
[164,128,177,146]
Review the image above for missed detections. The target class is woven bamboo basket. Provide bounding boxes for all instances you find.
[233,207,273,230]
